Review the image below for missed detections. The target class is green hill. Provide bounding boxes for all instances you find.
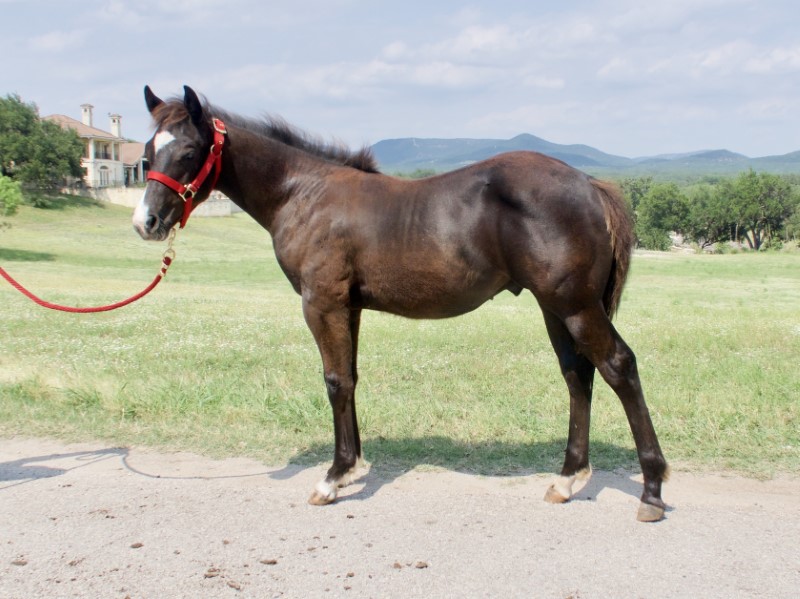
[371,135,800,177]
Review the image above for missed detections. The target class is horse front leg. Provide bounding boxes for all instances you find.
[303,302,364,505]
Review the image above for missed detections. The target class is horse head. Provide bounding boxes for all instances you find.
[133,85,222,241]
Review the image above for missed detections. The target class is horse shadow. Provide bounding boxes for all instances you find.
[0,248,56,262]
[0,448,128,487]
[0,441,645,504]
[269,436,643,503]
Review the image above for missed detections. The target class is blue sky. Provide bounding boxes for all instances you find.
[2,0,799,158]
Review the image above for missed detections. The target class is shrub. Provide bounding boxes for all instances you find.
[0,173,22,216]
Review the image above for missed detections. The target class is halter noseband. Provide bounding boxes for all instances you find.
[146,118,227,229]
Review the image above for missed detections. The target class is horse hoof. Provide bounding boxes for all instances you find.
[544,484,569,504]
[308,481,337,506]
[308,491,334,506]
[636,502,665,522]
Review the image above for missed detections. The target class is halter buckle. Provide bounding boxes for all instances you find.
[179,184,198,202]
[213,118,227,134]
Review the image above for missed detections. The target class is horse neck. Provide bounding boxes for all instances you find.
[215,126,333,234]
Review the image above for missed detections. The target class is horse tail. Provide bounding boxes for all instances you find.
[591,178,634,319]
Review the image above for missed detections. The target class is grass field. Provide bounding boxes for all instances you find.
[1,197,798,477]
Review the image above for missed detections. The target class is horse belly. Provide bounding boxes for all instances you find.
[358,255,509,319]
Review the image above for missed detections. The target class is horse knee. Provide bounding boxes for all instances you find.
[324,372,354,403]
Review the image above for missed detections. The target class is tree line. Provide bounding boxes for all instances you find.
[620,173,800,251]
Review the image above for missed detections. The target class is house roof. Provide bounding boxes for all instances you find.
[121,142,145,166]
[44,114,121,141]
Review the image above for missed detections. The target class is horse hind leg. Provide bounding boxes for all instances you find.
[561,305,669,522]
[540,309,596,504]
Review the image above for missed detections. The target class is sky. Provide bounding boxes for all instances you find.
[2,0,799,158]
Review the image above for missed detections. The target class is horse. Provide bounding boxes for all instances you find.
[133,85,669,522]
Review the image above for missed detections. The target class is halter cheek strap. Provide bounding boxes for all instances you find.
[146,118,227,229]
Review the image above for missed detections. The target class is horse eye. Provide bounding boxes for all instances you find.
[181,150,196,162]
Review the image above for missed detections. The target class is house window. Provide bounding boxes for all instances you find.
[99,166,109,187]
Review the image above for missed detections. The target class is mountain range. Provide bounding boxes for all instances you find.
[371,133,800,177]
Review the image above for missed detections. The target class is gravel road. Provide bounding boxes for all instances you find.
[1,437,798,598]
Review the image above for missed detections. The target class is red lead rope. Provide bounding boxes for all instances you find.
[1,231,177,313]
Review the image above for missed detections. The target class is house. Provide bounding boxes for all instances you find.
[45,105,147,188]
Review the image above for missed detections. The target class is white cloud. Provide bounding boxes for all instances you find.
[29,29,87,52]
[98,0,145,25]
[433,25,520,60]
[699,41,754,71]
[597,57,635,80]
[382,41,408,60]
[745,46,800,73]
[739,97,794,120]
[521,74,565,90]
[609,0,751,34]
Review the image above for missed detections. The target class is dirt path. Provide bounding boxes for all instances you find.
[1,437,798,598]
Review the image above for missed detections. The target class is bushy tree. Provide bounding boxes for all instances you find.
[0,93,84,189]
[619,176,653,212]
[635,182,689,250]
[721,170,798,250]
[683,185,731,250]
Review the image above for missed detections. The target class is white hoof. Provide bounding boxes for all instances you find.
[308,480,337,506]
[544,466,592,504]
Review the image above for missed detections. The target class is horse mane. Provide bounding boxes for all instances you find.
[150,97,380,174]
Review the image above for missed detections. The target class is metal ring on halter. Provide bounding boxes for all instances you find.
[163,228,177,262]
[179,184,198,202]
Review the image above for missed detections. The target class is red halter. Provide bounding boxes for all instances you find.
[146,118,227,229]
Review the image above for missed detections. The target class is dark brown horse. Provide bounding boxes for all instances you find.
[134,86,669,521]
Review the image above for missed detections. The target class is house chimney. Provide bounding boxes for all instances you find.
[109,113,122,138]
[81,103,94,127]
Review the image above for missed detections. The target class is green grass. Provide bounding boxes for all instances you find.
[1,197,798,477]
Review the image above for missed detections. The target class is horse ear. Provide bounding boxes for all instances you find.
[183,85,204,126]
[144,85,163,114]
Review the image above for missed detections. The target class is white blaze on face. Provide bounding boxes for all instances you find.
[132,190,151,233]
[153,130,176,154]
[133,129,176,235]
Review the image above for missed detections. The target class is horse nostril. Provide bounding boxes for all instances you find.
[145,214,158,232]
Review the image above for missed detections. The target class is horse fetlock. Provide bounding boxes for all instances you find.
[337,456,369,488]
[337,469,357,489]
